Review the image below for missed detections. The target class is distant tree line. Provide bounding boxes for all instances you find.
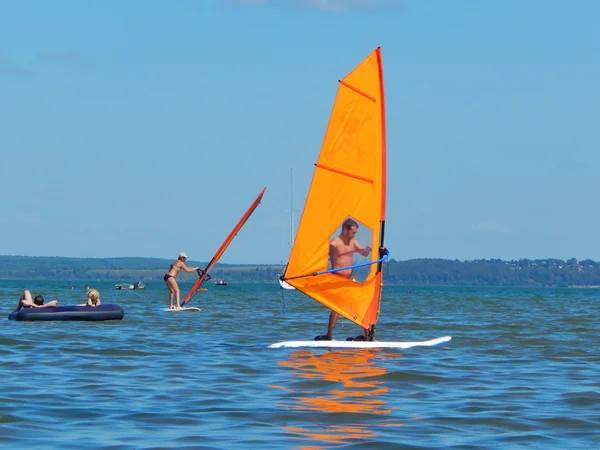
[0,255,599,287]
[0,256,281,283]
[381,258,599,287]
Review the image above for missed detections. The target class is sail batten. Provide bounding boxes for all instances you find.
[339,80,377,102]
[282,47,387,330]
[315,164,375,184]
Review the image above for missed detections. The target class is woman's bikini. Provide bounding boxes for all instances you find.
[163,264,181,282]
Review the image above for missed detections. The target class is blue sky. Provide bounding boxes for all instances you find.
[1,0,599,264]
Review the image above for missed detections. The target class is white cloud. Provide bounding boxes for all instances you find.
[228,0,398,11]
[297,0,396,12]
[227,0,269,5]
[0,58,30,77]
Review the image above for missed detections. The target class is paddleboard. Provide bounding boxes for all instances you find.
[162,307,201,312]
[268,335,451,349]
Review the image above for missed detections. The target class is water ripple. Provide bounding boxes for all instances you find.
[1,282,599,448]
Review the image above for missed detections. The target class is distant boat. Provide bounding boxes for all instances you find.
[116,282,145,290]
[214,280,228,286]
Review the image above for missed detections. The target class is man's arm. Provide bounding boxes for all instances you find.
[354,241,372,257]
[329,242,336,258]
[15,299,53,309]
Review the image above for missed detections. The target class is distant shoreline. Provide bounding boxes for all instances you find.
[2,255,600,287]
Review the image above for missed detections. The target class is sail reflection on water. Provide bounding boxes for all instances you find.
[271,349,404,447]
[278,349,391,414]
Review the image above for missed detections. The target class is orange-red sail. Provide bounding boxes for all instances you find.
[282,48,387,330]
[183,187,266,304]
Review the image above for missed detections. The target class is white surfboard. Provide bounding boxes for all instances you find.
[268,335,451,349]
[162,307,201,312]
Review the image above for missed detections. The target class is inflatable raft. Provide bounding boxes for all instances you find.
[8,304,124,322]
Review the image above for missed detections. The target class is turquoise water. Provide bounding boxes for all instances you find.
[1,281,598,449]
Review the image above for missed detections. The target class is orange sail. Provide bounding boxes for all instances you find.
[183,187,266,304]
[281,48,387,331]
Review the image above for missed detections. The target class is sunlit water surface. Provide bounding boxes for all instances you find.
[1,281,598,449]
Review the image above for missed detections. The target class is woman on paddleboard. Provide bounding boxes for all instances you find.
[164,253,199,310]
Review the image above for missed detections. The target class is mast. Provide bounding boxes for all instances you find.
[289,168,294,248]
[279,169,297,290]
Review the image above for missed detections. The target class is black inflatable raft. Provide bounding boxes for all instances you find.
[8,304,124,321]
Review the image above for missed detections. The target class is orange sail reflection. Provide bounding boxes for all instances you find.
[279,349,391,414]
[284,424,378,448]
[272,349,404,447]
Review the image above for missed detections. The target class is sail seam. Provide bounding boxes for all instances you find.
[339,80,377,102]
[315,163,374,184]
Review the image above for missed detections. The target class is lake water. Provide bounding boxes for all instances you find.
[1,281,598,449]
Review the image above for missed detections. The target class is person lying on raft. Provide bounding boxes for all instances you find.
[78,289,101,307]
[314,218,372,342]
[13,290,58,312]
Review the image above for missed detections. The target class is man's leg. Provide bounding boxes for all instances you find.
[314,310,339,340]
[326,310,339,337]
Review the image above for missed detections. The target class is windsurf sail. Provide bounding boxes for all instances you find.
[280,47,388,334]
[183,187,266,305]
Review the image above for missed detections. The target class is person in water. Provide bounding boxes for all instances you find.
[78,288,101,307]
[164,252,200,310]
[13,290,58,312]
[315,218,372,341]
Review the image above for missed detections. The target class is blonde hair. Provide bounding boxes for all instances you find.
[87,289,100,304]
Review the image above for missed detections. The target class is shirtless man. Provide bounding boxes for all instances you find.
[314,218,372,341]
[13,290,58,312]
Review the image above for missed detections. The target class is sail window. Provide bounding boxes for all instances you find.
[328,216,373,284]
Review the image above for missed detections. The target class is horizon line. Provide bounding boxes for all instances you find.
[0,254,593,264]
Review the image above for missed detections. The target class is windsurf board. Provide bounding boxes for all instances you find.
[268,335,451,349]
[162,307,201,312]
